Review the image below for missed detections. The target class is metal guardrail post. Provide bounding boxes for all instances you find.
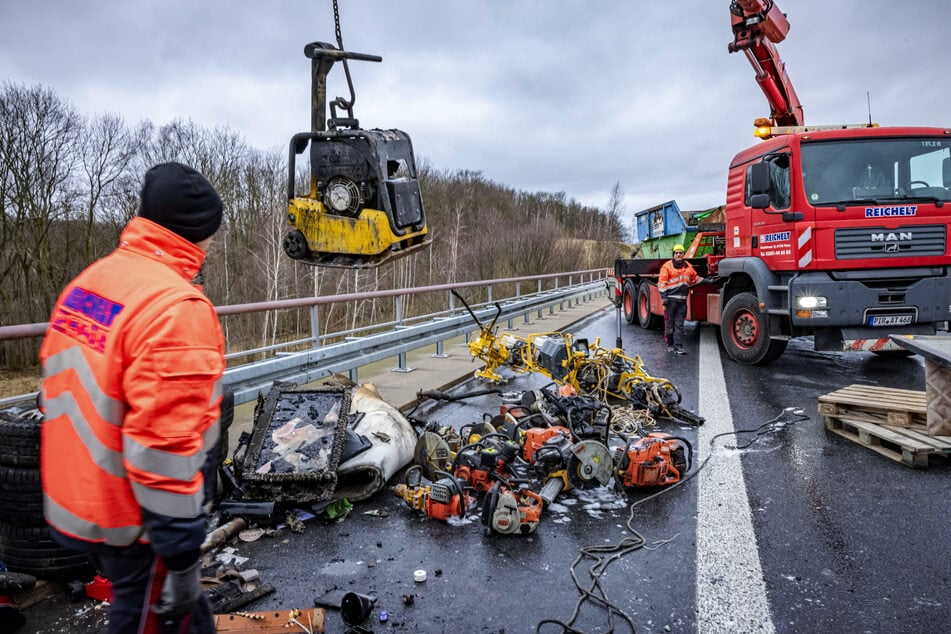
[310,306,320,347]
[392,351,415,373]
[516,282,529,323]
[392,294,415,372]
[432,339,449,358]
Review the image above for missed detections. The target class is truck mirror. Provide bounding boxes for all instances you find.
[943,156,950,188]
[750,193,770,209]
[749,162,770,194]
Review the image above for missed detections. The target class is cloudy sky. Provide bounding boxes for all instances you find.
[2,1,948,225]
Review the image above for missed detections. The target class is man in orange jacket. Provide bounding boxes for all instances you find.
[40,162,225,633]
[658,243,704,355]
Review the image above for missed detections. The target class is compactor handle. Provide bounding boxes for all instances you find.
[303,42,382,134]
[303,42,382,63]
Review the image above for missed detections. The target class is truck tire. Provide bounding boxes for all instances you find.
[621,280,637,324]
[0,465,44,527]
[636,281,662,330]
[721,292,787,365]
[0,523,95,581]
[0,408,41,468]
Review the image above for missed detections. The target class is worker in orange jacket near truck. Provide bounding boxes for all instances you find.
[658,243,705,355]
[40,162,225,634]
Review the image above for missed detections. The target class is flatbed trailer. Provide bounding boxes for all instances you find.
[614,253,720,331]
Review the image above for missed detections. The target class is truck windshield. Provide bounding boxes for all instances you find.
[801,138,951,206]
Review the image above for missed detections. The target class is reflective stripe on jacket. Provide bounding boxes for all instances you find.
[658,259,701,300]
[40,217,225,558]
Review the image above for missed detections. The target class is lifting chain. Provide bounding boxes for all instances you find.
[331,0,357,116]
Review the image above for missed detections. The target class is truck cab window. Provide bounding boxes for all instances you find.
[767,155,790,209]
[745,155,790,209]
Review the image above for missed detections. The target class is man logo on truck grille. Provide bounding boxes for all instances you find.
[871,232,912,242]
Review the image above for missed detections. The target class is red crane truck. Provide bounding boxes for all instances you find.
[613,0,951,365]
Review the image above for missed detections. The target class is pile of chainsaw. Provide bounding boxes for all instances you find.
[393,385,694,536]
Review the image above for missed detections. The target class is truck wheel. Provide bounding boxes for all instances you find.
[721,292,787,365]
[637,281,662,330]
[621,280,637,324]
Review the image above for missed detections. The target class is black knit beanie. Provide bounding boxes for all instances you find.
[138,162,223,243]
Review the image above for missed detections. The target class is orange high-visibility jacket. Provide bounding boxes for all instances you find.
[40,217,224,559]
[658,259,702,301]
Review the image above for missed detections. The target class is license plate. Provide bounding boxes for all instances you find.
[868,314,913,327]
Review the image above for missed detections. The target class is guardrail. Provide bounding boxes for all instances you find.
[0,269,609,408]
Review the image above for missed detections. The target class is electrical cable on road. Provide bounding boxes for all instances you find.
[536,406,810,634]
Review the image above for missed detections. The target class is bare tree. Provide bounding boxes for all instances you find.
[0,83,81,368]
[78,113,136,261]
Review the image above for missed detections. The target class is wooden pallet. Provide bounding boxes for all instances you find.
[823,416,951,468]
[818,384,928,431]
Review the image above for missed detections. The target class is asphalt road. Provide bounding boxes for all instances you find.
[21,309,951,634]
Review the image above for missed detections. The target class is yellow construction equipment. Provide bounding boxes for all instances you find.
[283,1,430,268]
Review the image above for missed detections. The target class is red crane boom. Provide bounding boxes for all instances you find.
[728,0,804,127]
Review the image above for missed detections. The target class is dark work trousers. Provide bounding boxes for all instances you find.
[91,548,214,634]
[664,299,688,348]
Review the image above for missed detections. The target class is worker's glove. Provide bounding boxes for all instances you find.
[703,275,721,285]
[660,297,668,307]
[151,560,203,618]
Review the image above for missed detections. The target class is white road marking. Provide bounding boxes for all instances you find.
[696,326,775,632]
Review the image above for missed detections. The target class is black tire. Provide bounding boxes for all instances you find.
[636,281,663,330]
[0,408,41,468]
[0,522,95,581]
[282,230,310,260]
[0,465,44,527]
[720,292,787,365]
[621,280,637,324]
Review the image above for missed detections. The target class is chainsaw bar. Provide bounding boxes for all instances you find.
[665,403,705,426]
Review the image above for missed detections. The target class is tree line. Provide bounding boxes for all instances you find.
[0,83,626,371]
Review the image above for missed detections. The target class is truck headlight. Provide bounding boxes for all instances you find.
[796,296,827,309]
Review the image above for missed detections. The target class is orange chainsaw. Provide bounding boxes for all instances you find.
[615,432,691,488]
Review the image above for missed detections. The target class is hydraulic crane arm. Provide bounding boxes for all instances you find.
[728,0,804,127]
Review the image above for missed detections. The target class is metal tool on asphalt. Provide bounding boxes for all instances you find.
[480,482,543,536]
[392,466,469,522]
[453,290,705,426]
[615,432,692,488]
